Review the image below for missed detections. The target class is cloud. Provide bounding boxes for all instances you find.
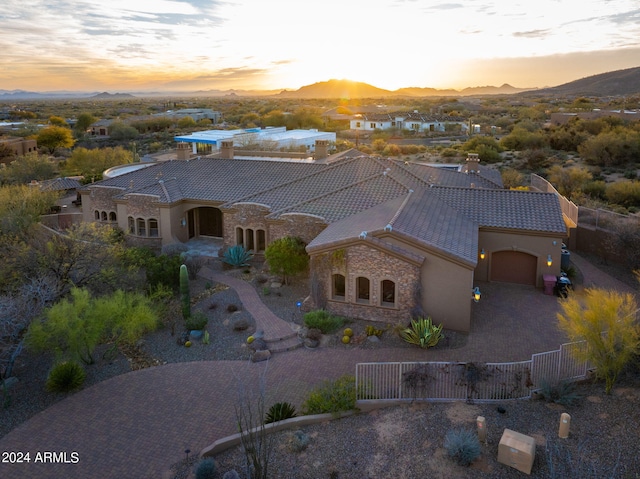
[513,29,550,39]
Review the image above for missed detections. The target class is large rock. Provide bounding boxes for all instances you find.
[230,313,249,331]
[249,338,268,351]
[222,471,240,479]
[251,350,271,362]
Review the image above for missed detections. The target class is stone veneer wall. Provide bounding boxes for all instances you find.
[269,214,328,245]
[87,187,122,218]
[222,203,271,246]
[311,242,420,324]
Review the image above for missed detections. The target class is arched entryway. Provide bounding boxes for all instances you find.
[490,250,537,285]
[187,207,223,239]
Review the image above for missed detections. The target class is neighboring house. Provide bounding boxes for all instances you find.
[174,127,336,155]
[350,112,468,133]
[80,149,567,332]
[156,109,221,123]
[89,120,113,137]
[0,136,37,161]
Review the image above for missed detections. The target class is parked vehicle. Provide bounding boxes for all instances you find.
[554,272,572,298]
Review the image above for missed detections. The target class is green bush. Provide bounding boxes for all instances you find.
[399,317,444,348]
[194,458,216,479]
[303,310,344,334]
[265,402,297,424]
[537,379,581,406]
[302,375,356,415]
[223,245,254,268]
[185,311,208,331]
[46,361,86,393]
[444,428,482,466]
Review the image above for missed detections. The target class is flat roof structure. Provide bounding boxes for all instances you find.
[174,127,336,151]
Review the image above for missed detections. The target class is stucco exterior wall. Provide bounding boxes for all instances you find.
[475,230,564,285]
[420,254,474,332]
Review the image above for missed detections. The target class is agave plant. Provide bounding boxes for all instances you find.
[399,317,444,349]
[264,401,297,424]
[223,245,254,267]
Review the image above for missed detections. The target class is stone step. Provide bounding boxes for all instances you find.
[266,334,303,353]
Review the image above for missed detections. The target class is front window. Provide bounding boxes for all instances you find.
[381,280,396,306]
[332,274,345,300]
[149,218,159,237]
[356,276,370,303]
[136,218,146,237]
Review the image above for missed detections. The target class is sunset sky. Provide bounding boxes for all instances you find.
[1,0,639,93]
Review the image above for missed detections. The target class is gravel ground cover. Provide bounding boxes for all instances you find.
[3,256,640,479]
[209,377,640,479]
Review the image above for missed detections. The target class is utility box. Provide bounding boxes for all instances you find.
[543,274,556,295]
[498,429,536,474]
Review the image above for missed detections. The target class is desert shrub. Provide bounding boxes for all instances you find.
[223,245,253,268]
[302,375,356,414]
[303,310,344,333]
[181,253,206,279]
[46,361,86,393]
[288,430,310,452]
[537,379,581,406]
[194,458,217,479]
[399,317,444,348]
[444,428,482,466]
[264,402,297,424]
[185,311,208,331]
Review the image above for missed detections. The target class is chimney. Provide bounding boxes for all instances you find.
[220,140,234,159]
[314,139,329,160]
[176,142,190,160]
[465,153,480,174]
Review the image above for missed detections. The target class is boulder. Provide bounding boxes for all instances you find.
[249,338,268,351]
[222,470,241,479]
[251,350,271,362]
[304,338,320,349]
[230,314,250,331]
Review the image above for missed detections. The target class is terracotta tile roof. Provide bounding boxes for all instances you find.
[429,186,567,233]
[39,177,82,191]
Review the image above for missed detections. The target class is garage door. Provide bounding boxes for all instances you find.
[490,251,537,285]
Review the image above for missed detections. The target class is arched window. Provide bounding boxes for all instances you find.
[128,216,135,234]
[246,228,255,251]
[136,218,146,237]
[149,218,159,237]
[356,277,370,304]
[256,230,266,252]
[381,280,396,306]
[101,211,107,221]
[94,210,100,220]
[109,211,117,222]
[332,274,345,300]
[236,227,244,247]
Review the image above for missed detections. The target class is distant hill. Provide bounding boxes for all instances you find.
[276,79,532,98]
[90,92,135,99]
[525,66,640,97]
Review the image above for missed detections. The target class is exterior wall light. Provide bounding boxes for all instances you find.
[480,249,485,260]
[547,254,553,267]
[181,217,187,227]
[472,286,481,302]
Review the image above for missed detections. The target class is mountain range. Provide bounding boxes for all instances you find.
[1,66,639,100]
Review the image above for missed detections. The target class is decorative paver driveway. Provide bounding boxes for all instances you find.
[0,253,634,479]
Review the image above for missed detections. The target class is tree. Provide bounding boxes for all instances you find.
[48,116,69,127]
[264,236,309,284]
[500,127,547,150]
[0,152,57,185]
[108,121,139,141]
[63,146,133,181]
[74,113,97,136]
[500,167,524,189]
[546,165,592,201]
[26,287,158,364]
[556,288,640,394]
[0,184,59,236]
[36,126,75,154]
[578,127,640,167]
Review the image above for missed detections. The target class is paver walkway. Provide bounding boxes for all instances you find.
[0,252,635,479]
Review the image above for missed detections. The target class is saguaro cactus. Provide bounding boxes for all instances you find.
[180,264,190,320]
